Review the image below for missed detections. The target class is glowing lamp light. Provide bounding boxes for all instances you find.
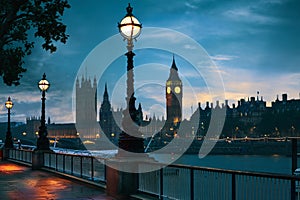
[119,15,141,40]
[118,3,142,41]
[38,73,50,91]
[5,97,13,109]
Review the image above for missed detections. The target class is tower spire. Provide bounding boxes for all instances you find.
[103,82,109,101]
[171,54,178,71]
[104,82,108,94]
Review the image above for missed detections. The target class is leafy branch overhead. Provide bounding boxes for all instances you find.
[0,0,70,86]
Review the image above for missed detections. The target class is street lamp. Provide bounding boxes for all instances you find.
[4,97,14,148]
[118,3,141,52]
[117,3,144,154]
[36,73,51,151]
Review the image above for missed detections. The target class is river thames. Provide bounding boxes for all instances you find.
[152,154,297,175]
[54,147,298,175]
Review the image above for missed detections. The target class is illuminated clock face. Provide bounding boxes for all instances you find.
[167,86,171,94]
[175,86,181,94]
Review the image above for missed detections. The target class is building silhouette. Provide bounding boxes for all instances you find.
[2,58,300,151]
[75,75,99,139]
[99,83,122,144]
[145,57,183,150]
[165,56,183,137]
[190,93,300,139]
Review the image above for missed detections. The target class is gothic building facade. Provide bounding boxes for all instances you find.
[165,57,183,137]
[189,92,300,139]
[99,83,122,143]
[75,76,99,138]
[145,57,183,150]
[166,57,182,132]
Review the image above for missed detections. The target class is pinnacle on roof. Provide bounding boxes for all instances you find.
[171,54,178,71]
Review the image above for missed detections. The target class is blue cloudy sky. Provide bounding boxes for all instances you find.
[0,0,299,123]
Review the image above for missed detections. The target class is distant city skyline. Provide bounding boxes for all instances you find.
[0,0,299,123]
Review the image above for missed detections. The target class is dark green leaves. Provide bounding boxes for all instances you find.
[0,0,70,86]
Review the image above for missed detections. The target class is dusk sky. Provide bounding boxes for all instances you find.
[0,0,299,123]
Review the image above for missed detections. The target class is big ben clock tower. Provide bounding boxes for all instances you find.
[166,56,182,134]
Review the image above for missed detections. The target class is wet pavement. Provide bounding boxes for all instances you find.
[0,161,115,200]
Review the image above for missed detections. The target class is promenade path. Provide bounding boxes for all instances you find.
[0,161,115,200]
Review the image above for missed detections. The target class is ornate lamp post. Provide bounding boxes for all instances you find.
[117,3,144,154]
[4,97,14,148]
[36,73,51,151]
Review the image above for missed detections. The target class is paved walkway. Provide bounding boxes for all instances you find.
[0,161,115,200]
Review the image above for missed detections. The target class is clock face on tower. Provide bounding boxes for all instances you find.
[175,86,181,94]
[167,86,171,94]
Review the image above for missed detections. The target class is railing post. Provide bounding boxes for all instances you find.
[91,157,94,181]
[80,156,83,178]
[56,153,58,171]
[32,151,44,170]
[71,156,74,175]
[291,179,296,200]
[190,169,194,200]
[104,159,107,181]
[63,154,65,173]
[232,173,236,200]
[160,168,164,200]
[49,153,51,167]
[292,138,297,174]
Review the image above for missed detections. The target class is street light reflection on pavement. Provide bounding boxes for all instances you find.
[0,163,25,174]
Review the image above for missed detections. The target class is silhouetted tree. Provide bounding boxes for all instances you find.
[0,0,70,86]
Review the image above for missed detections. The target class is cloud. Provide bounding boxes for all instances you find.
[48,107,74,123]
[185,2,198,9]
[184,44,197,50]
[218,66,300,106]
[224,7,279,24]
[211,55,239,61]
[221,0,298,26]
[0,105,5,115]
[1,0,299,124]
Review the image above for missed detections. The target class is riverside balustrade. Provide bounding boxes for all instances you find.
[6,149,300,200]
[138,163,300,200]
[43,152,106,182]
[8,148,32,164]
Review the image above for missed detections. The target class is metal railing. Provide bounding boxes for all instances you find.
[6,149,300,200]
[139,163,300,200]
[43,152,106,183]
[8,148,32,164]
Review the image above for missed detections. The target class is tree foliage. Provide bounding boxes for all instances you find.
[0,0,70,86]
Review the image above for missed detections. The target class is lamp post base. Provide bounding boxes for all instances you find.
[36,136,51,151]
[31,149,53,170]
[106,154,157,199]
[4,130,14,149]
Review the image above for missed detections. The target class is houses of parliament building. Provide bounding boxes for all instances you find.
[2,56,300,149]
